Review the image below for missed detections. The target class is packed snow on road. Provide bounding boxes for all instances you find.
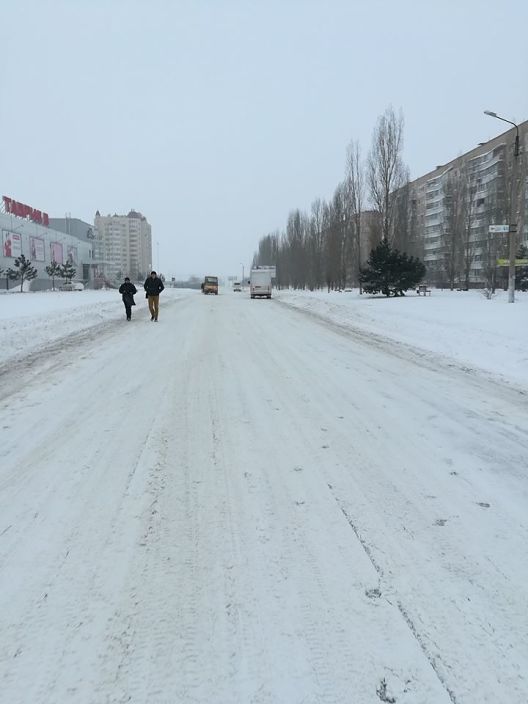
[0,287,527,703]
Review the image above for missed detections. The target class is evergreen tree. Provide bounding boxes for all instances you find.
[393,251,426,296]
[360,240,425,296]
[14,254,38,292]
[60,260,76,283]
[45,261,62,290]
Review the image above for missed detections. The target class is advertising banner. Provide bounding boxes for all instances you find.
[2,230,22,258]
[66,246,78,265]
[50,242,63,264]
[30,237,45,262]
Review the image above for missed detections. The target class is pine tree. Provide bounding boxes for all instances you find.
[45,261,62,290]
[360,240,425,296]
[14,254,38,292]
[60,260,76,283]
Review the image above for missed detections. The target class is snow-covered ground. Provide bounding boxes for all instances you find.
[277,288,528,389]
[0,288,193,367]
[1,289,527,703]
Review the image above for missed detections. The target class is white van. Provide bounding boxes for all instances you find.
[250,269,272,299]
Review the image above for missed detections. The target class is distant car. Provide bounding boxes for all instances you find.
[233,282,242,292]
[59,282,84,291]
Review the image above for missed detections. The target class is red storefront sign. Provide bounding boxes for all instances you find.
[2,195,49,227]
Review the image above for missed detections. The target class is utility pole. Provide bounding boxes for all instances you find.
[484,111,520,302]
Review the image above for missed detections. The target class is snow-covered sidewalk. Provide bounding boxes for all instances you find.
[0,288,192,366]
[276,288,528,389]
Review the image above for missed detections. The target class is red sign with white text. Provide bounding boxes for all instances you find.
[2,195,49,227]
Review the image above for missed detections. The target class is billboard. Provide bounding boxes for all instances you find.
[30,237,45,262]
[50,242,63,264]
[2,230,22,258]
[66,246,78,265]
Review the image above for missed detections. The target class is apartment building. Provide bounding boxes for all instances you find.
[400,120,528,287]
[94,210,152,281]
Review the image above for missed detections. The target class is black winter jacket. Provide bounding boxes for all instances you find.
[144,277,164,296]
[119,282,137,305]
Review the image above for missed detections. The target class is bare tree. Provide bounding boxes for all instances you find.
[344,140,364,287]
[285,210,308,289]
[367,106,407,242]
[459,169,478,290]
[442,169,465,290]
[307,199,325,290]
[391,167,411,253]
[480,164,508,292]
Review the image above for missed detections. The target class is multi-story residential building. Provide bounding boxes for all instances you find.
[394,120,527,288]
[94,210,152,281]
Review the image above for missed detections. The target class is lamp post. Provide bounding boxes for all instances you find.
[484,110,520,303]
[240,262,245,288]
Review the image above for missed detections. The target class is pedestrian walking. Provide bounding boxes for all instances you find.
[119,277,137,321]
[144,270,164,321]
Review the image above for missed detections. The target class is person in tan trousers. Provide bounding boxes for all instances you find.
[143,270,164,321]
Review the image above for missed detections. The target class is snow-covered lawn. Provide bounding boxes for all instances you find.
[276,288,528,388]
[0,288,193,365]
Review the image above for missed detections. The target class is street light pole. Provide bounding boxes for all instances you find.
[240,262,244,288]
[484,111,520,303]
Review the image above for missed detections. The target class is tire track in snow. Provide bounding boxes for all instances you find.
[274,295,528,399]
[330,489,459,704]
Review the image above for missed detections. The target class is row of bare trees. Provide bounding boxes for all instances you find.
[253,106,409,290]
[255,106,525,291]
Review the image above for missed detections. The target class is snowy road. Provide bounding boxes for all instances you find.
[1,291,527,703]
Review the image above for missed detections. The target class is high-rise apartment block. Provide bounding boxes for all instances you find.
[94,210,152,281]
[395,120,528,288]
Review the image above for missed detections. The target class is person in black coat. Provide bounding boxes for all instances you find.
[143,270,164,321]
[119,277,137,321]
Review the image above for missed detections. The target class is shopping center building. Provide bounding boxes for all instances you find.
[1,195,96,290]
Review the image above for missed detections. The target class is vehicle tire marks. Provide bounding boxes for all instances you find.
[329,488,459,704]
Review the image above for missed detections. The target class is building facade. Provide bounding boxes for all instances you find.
[1,196,94,290]
[94,210,152,281]
[395,121,528,288]
[49,216,103,283]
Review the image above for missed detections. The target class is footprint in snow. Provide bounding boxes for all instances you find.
[434,518,447,526]
[477,502,490,508]
[365,588,382,599]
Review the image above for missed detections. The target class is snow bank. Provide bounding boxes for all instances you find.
[276,289,528,388]
[0,288,192,365]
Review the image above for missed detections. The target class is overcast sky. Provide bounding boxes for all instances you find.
[2,0,527,279]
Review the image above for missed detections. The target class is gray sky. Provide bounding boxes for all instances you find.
[2,0,527,279]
